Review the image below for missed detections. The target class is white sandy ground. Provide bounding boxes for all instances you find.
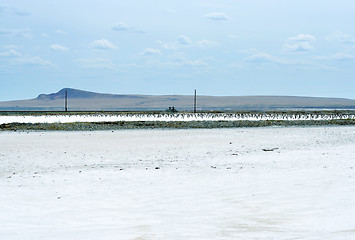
[0,127,355,240]
[1,113,355,124]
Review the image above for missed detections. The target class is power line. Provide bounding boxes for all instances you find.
[194,89,197,113]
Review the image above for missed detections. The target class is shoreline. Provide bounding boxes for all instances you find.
[2,119,355,131]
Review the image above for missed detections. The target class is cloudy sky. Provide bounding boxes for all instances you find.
[1,0,355,101]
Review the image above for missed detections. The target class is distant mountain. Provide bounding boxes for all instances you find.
[36,88,143,100]
[1,88,355,111]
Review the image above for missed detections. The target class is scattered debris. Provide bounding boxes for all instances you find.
[262,148,279,152]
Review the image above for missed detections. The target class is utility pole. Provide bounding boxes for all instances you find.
[194,89,197,113]
[65,90,68,112]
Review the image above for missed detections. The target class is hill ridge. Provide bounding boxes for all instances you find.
[0,88,354,111]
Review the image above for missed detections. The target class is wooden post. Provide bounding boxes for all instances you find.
[194,89,197,113]
[65,90,68,112]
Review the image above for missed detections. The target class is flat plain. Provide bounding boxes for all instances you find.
[1,126,355,239]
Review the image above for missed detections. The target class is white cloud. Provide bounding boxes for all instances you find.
[0,49,21,57]
[112,21,144,33]
[90,39,117,50]
[283,42,314,52]
[244,52,278,63]
[177,35,192,45]
[158,35,191,50]
[183,59,208,67]
[239,49,337,71]
[141,55,209,68]
[12,56,52,66]
[326,32,355,44]
[315,53,354,61]
[41,33,48,38]
[157,40,177,50]
[140,48,161,56]
[168,55,209,67]
[54,29,67,35]
[50,44,69,51]
[0,28,32,38]
[284,34,315,53]
[332,53,354,60]
[159,36,217,50]
[112,22,130,31]
[287,34,316,42]
[204,12,228,21]
[286,62,337,71]
[243,50,289,65]
[195,40,218,48]
[73,58,116,70]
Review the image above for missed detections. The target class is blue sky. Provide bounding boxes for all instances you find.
[1,0,355,101]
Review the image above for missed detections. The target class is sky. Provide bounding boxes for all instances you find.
[1,0,355,101]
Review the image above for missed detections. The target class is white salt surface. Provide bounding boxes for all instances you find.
[1,112,354,124]
[1,127,355,239]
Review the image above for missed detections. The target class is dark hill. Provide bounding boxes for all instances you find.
[36,88,132,100]
[1,88,355,111]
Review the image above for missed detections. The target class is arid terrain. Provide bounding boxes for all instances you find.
[1,127,355,239]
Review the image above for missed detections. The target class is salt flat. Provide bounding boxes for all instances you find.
[1,127,355,240]
[1,112,354,124]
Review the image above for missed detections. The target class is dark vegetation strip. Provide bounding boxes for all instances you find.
[1,110,355,116]
[1,119,355,131]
